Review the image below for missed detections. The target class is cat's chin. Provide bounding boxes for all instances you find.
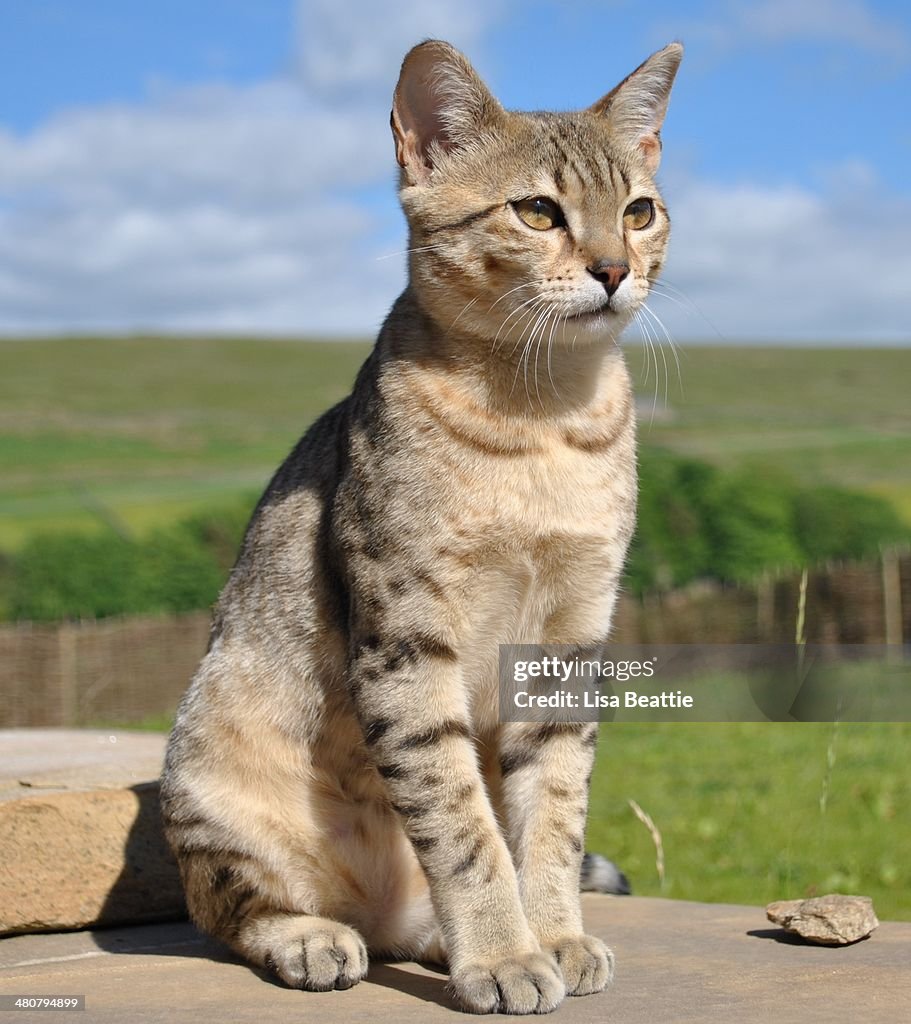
[562,304,631,341]
[566,300,614,321]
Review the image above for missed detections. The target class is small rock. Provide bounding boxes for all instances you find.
[766,894,878,945]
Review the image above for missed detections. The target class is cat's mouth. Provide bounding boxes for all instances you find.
[566,299,614,321]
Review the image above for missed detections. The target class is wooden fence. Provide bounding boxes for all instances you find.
[0,551,907,728]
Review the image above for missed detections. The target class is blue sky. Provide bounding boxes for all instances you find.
[1,0,909,341]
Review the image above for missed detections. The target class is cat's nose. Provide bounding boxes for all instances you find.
[587,259,630,298]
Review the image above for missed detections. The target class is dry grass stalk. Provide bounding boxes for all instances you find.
[629,798,665,887]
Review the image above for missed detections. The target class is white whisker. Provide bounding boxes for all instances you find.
[446,296,480,336]
[641,301,682,399]
[375,244,448,261]
[494,293,547,356]
[649,278,727,343]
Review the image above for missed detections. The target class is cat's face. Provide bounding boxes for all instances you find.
[392,42,681,353]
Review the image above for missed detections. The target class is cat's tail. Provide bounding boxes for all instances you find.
[580,853,631,895]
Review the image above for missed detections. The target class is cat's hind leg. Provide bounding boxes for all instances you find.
[172,838,370,991]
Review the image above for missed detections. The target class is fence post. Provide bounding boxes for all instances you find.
[882,547,903,649]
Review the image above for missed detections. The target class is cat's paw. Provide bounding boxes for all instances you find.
[264,921,369,991]
[450,951,565,1014]
[547,934,614,996]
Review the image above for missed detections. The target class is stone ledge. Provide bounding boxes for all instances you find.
[0,730,181,935]
[0,897,909,1022]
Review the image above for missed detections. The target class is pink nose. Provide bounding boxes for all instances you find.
[587,260,629,298]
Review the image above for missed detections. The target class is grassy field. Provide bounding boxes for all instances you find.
[1,337,910,547]
[588,722,911,921]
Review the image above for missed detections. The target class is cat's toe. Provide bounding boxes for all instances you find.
[548,934,614,996]
[450,951,565,1014]
[266,922,369,991]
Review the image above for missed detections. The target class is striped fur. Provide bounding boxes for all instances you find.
[161,39,681,1015]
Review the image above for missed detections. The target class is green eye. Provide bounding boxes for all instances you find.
[513,196,565,230]
[623,198,655,231]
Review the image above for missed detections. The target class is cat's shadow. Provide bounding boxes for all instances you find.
[92,921,458,1009]
[248,950,456,1009]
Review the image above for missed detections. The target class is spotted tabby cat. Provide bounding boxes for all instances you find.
[161,39,681,1014]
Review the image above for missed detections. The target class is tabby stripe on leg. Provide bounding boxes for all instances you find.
[398,719,471,749]
[363,717,393,746]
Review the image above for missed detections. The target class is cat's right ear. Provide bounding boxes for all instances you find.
[589,42,683,174]
[391,40,503,185]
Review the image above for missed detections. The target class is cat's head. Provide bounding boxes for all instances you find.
[391,40,682,351]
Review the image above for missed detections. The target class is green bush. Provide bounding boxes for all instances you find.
[8,524,227,622]
[3,457,908,621]
[793,486,906,564]
[625,448,907,594]
[701,467,805,581]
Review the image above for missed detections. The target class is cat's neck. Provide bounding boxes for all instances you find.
[379,288,629,420]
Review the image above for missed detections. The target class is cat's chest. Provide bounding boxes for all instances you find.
[439,431,634,539]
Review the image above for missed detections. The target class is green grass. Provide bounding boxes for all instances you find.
[630,344,911,501]
[589,722,911,921]
[2,338,910,547]
[0,336,369,547]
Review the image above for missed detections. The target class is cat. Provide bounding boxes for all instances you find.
[160,38,681,1015]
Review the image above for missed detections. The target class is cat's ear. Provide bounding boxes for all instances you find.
[589,43,683,174]
[391,39,504,184]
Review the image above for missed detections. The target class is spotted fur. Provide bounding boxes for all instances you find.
[161,38,681,1015]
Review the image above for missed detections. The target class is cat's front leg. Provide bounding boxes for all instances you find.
[350,635,565,1014]
[498,721,614,997]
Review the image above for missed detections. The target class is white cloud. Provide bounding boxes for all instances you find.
[295,0,503,98]
[648,164,911,342]
[0,80,400,334]
[670,0,911,61]
[0,0,506,336]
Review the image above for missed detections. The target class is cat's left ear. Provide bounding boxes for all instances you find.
[391,39,504,185]
[589,42,683,174]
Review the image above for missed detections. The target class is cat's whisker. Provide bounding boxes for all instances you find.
[633,309,652,389]
[487,281,537,313]
[509,298,550,360]
[494,293,548,356]
[496,293,546,343]
[500,299,548,377]
[633,309,660,427]
[375,244,448,261]
[446,296,480,336]
[523,307,549,406]
[531,310,545,408]
[544,309,563,402]
[642,306,671,410]
[649,278,727,343]
[512,302,552,402]
[641,301,682,399]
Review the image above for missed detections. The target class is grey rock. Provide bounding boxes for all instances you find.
[766,894,879,945]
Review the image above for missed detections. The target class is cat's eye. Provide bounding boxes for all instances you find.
[512,197,565,231]
[623,198,655,231]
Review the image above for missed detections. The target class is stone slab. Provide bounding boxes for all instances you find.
[0,730,181,936]
[0,730,167,800]
[0,896,908,1023]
